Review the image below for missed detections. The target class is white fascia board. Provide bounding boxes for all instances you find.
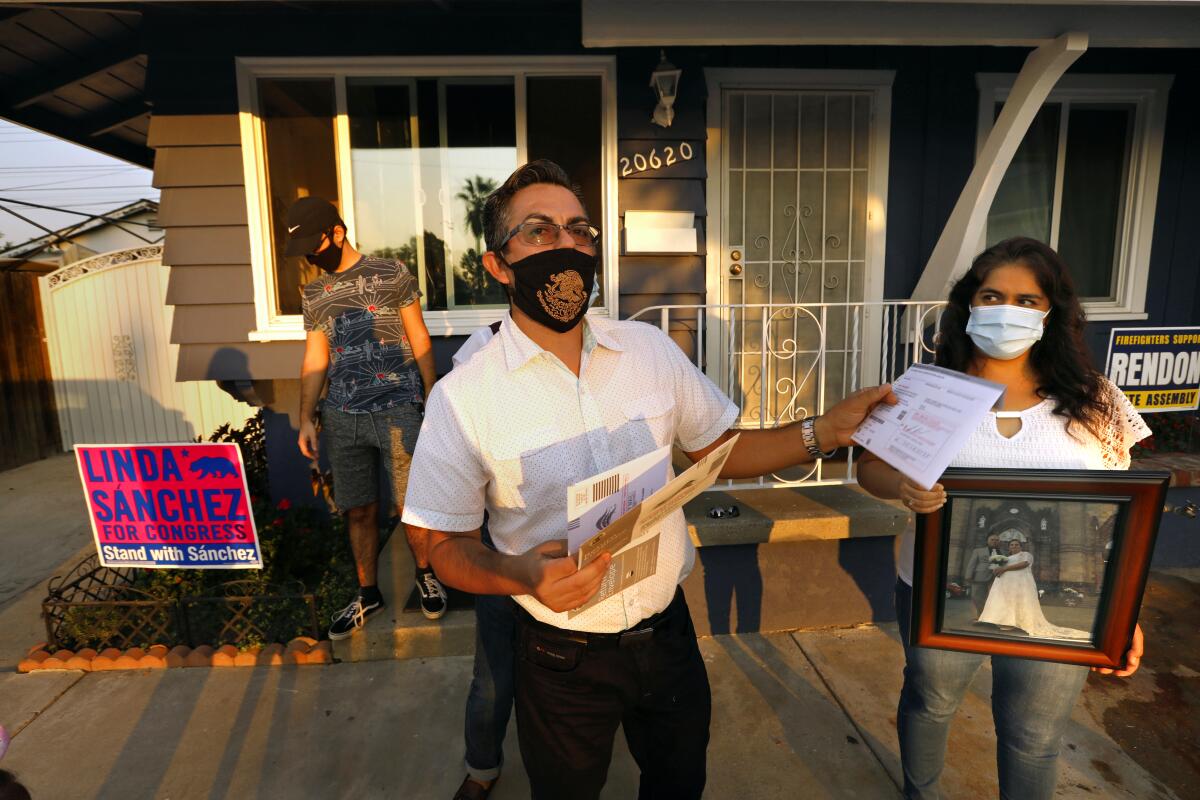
[582,1,1200,48]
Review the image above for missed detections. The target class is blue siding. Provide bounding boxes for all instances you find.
[612,46,1200,367]
[142,15,1200,361]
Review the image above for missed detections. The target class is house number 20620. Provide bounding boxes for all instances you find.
[619,142,694,177]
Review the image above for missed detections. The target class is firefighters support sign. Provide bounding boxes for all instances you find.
[1105,327,1200,413]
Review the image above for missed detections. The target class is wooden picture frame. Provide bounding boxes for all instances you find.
[911,468,1170,669]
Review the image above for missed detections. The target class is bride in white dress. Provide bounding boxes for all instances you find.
[978,540,1090,640]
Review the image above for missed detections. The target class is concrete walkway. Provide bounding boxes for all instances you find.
[1,617,1187,800]
[1,455,1196,798]
[0,453,94,608]
[0,454,97,669]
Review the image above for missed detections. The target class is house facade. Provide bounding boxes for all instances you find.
[3,0,1199,625]
[4,0,1199,477]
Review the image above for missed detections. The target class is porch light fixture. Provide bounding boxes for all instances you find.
[649,50,681,128]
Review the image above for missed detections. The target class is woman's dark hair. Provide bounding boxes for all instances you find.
[935,236,1110,438]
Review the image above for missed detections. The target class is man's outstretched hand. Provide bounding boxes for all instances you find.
[814,384,899,449]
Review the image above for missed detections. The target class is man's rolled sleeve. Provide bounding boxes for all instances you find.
[394,261,420,309]
[656,328,739,452]
[401,383,487,532]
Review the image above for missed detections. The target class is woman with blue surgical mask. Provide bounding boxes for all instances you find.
[857,237,1150,800]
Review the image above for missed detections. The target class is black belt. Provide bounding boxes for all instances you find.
[513,587,685,651]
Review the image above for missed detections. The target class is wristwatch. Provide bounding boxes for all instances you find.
[800,416,838,459]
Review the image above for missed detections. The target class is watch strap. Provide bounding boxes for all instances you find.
[801,416,837,459]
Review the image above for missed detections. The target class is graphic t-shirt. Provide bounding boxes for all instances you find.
[301,256,422,412]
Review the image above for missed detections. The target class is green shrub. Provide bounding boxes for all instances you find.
[1131,410,1199,457]
[130,412,357,644]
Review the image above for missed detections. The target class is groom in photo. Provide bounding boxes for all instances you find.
[965,533,1003,615]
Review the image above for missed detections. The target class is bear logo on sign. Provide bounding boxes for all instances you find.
[189,456,238,479]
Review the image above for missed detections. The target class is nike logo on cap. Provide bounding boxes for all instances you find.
[288,225,301,234]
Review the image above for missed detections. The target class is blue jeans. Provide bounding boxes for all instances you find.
[894,580,1087,800]
[464,524,516,782]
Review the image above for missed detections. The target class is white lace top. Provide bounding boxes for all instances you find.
[895,378,1150,585]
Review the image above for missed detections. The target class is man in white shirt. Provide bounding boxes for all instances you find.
[403,160,896,800]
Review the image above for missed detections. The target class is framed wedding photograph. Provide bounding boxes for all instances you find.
[910,468,1170,669]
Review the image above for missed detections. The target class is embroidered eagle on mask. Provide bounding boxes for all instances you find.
[537,270,588,323]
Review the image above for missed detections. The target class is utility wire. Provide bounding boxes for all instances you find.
[0,165,145,171]
[0,184,155,192]
[0,198,157,270]
[1,169,135,192]
[0,196,160,249]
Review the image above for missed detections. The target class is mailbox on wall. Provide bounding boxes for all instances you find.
[622,210,697,255]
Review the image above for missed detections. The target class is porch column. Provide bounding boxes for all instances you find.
[909,32,1088,301]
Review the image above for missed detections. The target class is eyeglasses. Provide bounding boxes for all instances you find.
[497,220,600,251]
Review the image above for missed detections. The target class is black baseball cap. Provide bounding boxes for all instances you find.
[283,197,344,257]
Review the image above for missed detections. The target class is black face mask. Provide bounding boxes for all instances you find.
[502,248,597,333]
[306,231,343,273]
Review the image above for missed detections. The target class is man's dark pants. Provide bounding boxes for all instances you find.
[970,579,992,615]
[513,588,711,800]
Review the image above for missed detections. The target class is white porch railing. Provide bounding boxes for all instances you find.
[628,301,947,491]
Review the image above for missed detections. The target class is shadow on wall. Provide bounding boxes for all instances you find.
[206,347,398,517]
[48,379,197,448]
[697,544,763,634]
[204,347,319,511]
[838,536,899,624]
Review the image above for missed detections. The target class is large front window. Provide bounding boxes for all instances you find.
[978,74,1171,320]
[238,58,614,337]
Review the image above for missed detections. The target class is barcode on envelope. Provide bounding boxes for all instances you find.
[591,474,620,502]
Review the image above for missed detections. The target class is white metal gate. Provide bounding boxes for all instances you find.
[39,245,254,449]
[718,88,882,425]
[704,70,894,427]
[631,300,946,490]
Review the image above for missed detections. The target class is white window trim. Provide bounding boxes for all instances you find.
[235,55,619,340]
[976,73,1172,322]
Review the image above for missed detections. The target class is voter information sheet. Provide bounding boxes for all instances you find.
[851,364,1005,490]
[566,435,739,618]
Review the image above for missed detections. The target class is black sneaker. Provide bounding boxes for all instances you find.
[328,593,384,640]
[417,569,448,620]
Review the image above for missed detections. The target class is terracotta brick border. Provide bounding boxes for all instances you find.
[16,637,332,673]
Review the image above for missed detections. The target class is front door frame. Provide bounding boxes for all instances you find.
[703,68,894,390]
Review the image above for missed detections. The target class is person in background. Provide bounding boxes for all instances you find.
[0,725,31,800]
[857,237,1149,799]
[289,196,447,638]
[0,772,30,800]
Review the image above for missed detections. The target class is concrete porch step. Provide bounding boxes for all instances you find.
[334,481,910,662]
[331,535,476,664]
[685,482,908,546]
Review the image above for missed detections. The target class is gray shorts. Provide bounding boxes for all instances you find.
[322,404,422,512]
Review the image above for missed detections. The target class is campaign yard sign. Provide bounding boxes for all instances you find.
[1106,327,1200,413]
[76,443,263,569]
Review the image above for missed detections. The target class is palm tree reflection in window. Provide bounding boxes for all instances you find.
[372,231,448,310]
[456,176,507,306]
